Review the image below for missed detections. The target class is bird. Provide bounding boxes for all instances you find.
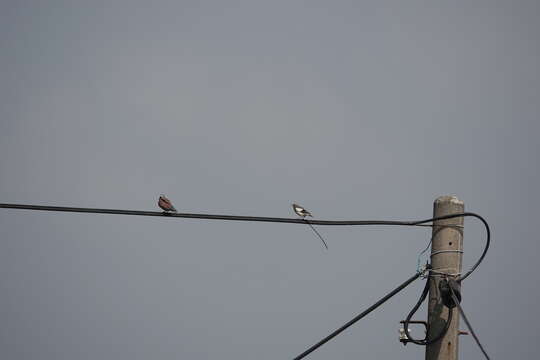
[291,203,328,249]
[292,203,312,217]
[158,194,177,213]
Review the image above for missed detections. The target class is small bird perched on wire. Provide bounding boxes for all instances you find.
[158,194,177,213]
[292,203,328,249]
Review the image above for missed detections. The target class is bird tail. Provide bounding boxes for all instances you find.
[304,220,329,250]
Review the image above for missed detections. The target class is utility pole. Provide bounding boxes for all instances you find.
[426,196,464,360]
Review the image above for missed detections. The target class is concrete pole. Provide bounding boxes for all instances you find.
[425,196,464,360]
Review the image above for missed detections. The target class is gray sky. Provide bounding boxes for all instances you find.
[1,1,539,359]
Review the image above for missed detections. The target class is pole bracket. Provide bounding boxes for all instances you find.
[439,278,462,309]
[399,320,428,345]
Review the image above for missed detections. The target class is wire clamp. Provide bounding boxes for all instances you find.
[430,249,464,257]
[399,320,427,345]
[440,278,461,308]
[418,263,431,279]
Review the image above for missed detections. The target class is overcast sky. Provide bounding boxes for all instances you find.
[1,1,539,359]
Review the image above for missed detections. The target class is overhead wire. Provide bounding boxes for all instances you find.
[293,270,425,360]
[416,235,433,272]
[449,282,491,360]
[402,276,453,345]
[0,203,489,281]
[0,202,491,358]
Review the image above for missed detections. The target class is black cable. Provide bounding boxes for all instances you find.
[428,213,490,282]
[412,213,489,282]
[449,284,491,359]
[403,276,452,345]
[0,203,472,227]
[403,279,431,344]
[1,203,491,357]
[0,203,489,280]
[293,271,423,360]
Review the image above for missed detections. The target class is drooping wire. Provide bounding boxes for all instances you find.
[449,283,491,359]
[416,235,432,273]
[411,212,490,282]
[403,276,452,345]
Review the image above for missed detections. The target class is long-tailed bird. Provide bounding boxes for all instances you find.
[293,203,312,217]
[292,203,328,249]
[158,194,177,213]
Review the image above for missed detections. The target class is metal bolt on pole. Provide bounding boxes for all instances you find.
[425,196,464,360]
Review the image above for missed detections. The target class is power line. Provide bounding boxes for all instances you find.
[0,202,436,225]
[449,283,491,360]
[1,202,491,359]
[0,202,467,226]
[0,203,489,281]
[294,270,425,360]
[403,276,453,345]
